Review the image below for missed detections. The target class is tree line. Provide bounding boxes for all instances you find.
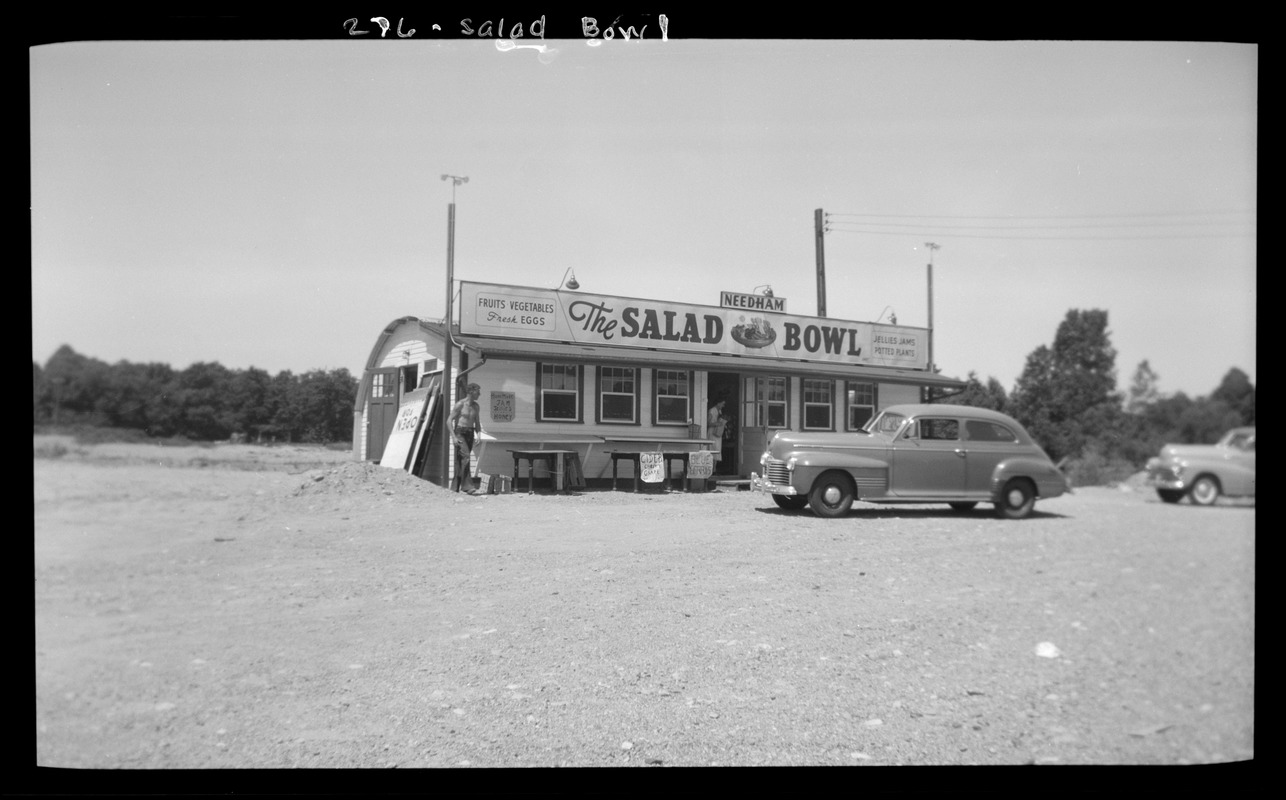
[936,308,1254,484]
[34,310,1254,480]
[32,345,357,444]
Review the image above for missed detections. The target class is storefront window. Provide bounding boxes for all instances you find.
[537,363,582,422]
[751,376,788,428]
[597,366,639,424]
[653,369,692,424]
[846,382,876,430]
[802,379,834,431]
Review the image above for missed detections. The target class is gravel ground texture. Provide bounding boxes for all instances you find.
[34,436,1254,778]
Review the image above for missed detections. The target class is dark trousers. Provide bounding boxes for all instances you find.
[454,430,475,491]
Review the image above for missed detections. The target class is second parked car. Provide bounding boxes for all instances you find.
[750,403,1071,519]
[1145,427,1255,505]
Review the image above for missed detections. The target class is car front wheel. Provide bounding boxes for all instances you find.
[771,494,809,511]
[1188,475,1221,506]
[995,478,1036,519]
[808,471,855,518]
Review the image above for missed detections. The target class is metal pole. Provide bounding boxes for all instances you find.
[814,209,826,317]
[441,201,455,489]
[924,242,939,375]
[439,174,468,489]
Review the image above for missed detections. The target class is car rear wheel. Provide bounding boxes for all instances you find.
[949,501,978,512]
[808,471,855,518]
[995,478,1036,519]
[1188,475,1221,506]
[1157,489,1184,504]
[771,494,809,511]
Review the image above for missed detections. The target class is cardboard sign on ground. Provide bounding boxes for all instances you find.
[379,388,430,471]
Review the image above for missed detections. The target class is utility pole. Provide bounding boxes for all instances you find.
[814,209,827,317]
[440,174,468,490]
[924,242,939,375]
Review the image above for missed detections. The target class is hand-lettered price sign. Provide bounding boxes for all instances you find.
[687,450,714,480]
[639,452,665,483]
[490,391,515,422]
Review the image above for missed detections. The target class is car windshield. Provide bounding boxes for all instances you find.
[864,411,906,436]
[1223,430,1255,451]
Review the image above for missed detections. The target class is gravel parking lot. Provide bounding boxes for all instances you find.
[34,438,1254,775]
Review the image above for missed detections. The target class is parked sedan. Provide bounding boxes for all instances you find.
[750,403,1071,519]
[1145,427,1255,505]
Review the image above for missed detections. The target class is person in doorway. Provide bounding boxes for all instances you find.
[449,382,483,493]
[707,399,729,440]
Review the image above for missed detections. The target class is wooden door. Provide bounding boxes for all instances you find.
[366,369,398,461]
[740,375,789,475]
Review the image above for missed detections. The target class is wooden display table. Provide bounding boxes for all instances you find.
[507,449,584,493]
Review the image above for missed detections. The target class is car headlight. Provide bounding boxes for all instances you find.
[760,451,769,466]
[787,457,797,472]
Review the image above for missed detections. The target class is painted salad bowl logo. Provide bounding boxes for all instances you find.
[731,316,776,348]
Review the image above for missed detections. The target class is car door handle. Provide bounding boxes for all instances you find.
[954,449,966,457]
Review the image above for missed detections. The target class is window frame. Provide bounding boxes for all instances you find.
[652,369,694,426]
[844,381,878,431]
[801,378,836,431]
[595,365,641,425]
[535,362,584,423]
[755,375,790,429]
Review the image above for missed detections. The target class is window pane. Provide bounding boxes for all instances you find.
[602,394,634,421]
[767,405,786,427]
[657,396,689,422]
[543,392,577,420]
[921,419,959,440]
[849,407,873,429]
[805,405,831,429]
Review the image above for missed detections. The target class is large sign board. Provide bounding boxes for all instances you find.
[459,281,928,370]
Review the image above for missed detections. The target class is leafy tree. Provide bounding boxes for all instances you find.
[39,345,111,425]
[940,371,1008,411]
[33,361,44,423]
[1125,359,1161,414]
[1008,309,1121,462]
[1211,367,1255,425]
[223,367,274,438]
[295,368,358,443]
[173,362,235,440]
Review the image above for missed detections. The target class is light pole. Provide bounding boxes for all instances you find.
[440,174,467,490]
[924,242,939,375]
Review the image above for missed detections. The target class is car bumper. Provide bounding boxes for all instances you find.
[749,472,797,496]
[1146,475,1187,491]
[1145,461,1186,491]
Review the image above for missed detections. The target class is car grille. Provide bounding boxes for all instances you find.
[1148,465,1180,481]
[764,459,791,485]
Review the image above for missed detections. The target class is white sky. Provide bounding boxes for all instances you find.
[30,38,1256,398]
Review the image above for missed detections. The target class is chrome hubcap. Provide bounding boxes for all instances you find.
[823,486,841,505]
[1008,488,1024,506]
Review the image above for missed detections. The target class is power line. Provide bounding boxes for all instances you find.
[822,209,1254,240]
[824,227,1253,241]
[824,210,1252,221]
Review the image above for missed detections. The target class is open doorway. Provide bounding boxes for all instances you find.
[708,372,740,475]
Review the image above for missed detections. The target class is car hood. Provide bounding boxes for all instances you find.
[769,430,887,450]
[1157,443,1229,460]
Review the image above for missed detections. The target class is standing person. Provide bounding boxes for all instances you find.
[707,399,728,440]
[448,382,482,493]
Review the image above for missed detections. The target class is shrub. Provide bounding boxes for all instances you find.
[1063,444,1138,487]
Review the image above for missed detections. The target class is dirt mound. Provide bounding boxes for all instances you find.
[289,461,454,501]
